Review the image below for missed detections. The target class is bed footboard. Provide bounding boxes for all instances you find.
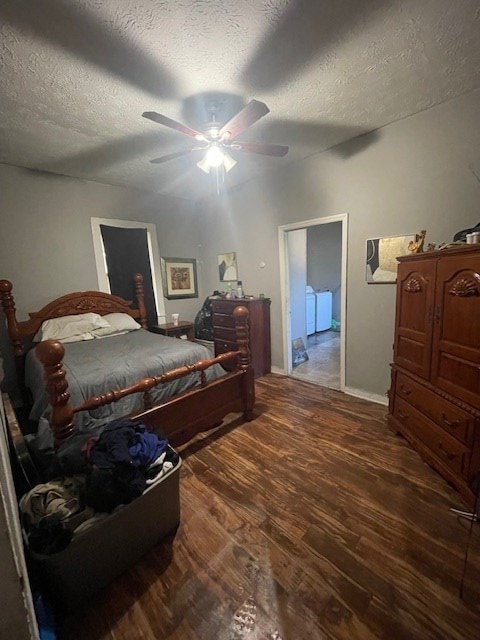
[36,306,255,447]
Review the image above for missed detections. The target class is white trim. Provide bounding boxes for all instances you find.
[344,386,389,406]
[91,217,166,322]
[278,213,348,391]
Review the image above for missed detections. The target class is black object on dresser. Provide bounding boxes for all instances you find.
[211,297,271,378]
[388,245,480,508]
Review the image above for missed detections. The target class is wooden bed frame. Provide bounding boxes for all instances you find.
[0,274,255,452]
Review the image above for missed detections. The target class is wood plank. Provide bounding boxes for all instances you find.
[58,374,480,640]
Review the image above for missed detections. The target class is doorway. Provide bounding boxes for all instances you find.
[91,217,166,324]
[278,214,347,390]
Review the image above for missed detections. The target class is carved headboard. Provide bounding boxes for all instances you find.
[0,273,148,358]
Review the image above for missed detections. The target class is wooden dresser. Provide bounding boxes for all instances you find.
[211,297,271,378]
[388,245,480,507]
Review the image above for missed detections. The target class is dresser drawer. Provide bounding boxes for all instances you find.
[395,372,473,445]
[214,338,238,355]
[213,313,235,329]
[211,297,271,379]
[213,326,237,342]
[212,300,239,314]
[394,397,470,477]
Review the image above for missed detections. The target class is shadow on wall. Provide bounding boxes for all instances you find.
[331,129,382,159]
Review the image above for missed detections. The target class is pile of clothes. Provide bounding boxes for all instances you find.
[82,418,177,512]
[20,418,179,555]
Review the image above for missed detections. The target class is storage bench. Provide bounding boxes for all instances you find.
[26,457,181,611]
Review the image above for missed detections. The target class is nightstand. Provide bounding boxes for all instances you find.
[150,321,195,341]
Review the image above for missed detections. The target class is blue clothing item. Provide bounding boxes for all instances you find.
[129,428,168,467]
[88,419,137,470]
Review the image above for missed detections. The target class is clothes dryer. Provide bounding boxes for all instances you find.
[315,290,332,332]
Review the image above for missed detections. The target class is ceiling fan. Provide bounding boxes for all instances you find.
[142,99,288,174]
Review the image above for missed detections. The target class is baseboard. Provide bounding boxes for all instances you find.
[270,366,285,375]
[344,386,389,406]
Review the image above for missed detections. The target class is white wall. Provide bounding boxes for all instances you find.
[0,165,203,397]
[199,89,480,397]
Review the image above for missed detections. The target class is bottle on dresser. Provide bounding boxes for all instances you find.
[236,281,244,298]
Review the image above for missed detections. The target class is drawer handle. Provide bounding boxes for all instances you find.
[441,413,460,429]
[399,384,411,396]
[397,410,409,421]
[438,443,456,461]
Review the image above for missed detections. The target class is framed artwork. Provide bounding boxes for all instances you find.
[366,235,415,283]
[217,252,238,282]
[161,257,198,299]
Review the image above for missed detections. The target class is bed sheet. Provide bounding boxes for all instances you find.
[25,329,225,432]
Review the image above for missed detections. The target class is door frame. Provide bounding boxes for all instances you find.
[278,213,348,390]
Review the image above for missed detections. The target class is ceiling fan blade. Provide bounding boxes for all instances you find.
[150,149,201,164]
[143,112,205,140]
[219,100,270,140]
[229,141,289,157]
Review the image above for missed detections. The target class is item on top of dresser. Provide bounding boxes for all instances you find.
[466,232,480,244]
[453,221,480,242]
[407,229,426,254]
[236,281,244,297]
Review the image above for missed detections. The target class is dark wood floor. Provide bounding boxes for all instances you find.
[59,374,480,640]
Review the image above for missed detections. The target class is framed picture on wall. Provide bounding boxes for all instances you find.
[217,252,238,282]
[366,234,415,283]
[161,257,198,299]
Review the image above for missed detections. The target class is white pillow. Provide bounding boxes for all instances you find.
[91,313,141,338]
[58,332,95,344]
[33,313,110,342]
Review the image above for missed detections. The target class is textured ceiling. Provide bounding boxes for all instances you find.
[1,0,480,200]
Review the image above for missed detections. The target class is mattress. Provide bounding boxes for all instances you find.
[25,329,224,432]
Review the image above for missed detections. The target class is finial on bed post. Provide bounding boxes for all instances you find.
[0,280,25,356]
[36,340,75,447]
[133,273,148,329]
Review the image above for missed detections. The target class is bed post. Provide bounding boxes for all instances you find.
[233,306,255,421]
[0,279,30,403]
[133,273,148,328]
[35,340,76,447]
[0,280,24,356]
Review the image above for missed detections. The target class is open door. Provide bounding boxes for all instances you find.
[278,214,347,390]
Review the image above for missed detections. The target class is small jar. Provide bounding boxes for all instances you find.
[236,281,244,297]
[471,232,480,244]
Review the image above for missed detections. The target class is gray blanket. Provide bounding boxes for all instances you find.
[26,330,223,432]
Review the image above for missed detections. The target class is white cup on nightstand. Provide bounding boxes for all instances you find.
[171,313,179,326]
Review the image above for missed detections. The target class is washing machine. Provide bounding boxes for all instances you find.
[305,285,316,335]
[315,290,333,332]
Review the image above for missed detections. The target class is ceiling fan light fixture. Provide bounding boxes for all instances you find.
[144,99,288,173]
[223,152,237,173]
[205,144,224,168]
[196,156,211,174]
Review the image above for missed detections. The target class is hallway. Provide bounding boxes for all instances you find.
[291,330,340,389]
